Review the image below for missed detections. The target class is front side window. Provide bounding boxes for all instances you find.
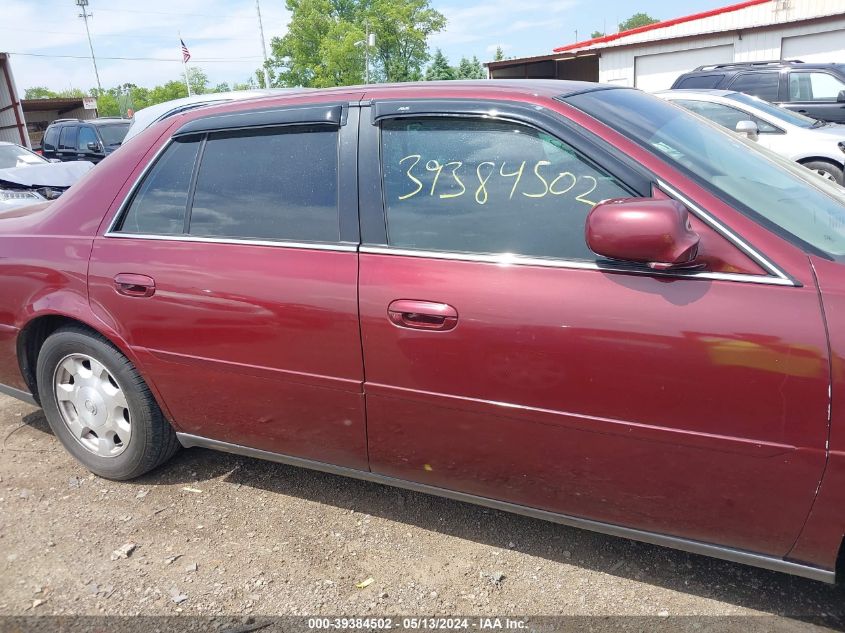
[188,127,339,242]
[788,71,845,102]
[77,126,98,151]
[567,88,845,258]
[117,138,200,235]
[728,72,780,102]
[380,118,630,260]
[673,100,779,133]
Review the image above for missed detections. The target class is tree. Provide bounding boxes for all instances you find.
[268,0,445,87]
[187,67,209,95]
[24,87,57,99]
[493,46,505,62]
[425,49,454,81]
[590,31,605,38]
[366,0,445,82]
[455,55,484,79]
[618,12,659,32]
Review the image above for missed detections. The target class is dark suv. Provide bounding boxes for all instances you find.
[671,60,845,123]
[41,118,131,164]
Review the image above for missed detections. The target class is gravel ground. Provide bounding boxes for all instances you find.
[1,393,844,632]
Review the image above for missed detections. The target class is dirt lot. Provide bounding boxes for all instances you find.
[1,393,844,631]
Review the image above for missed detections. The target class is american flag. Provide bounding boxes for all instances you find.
[180,39,191,63]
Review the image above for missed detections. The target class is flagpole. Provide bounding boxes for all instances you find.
[180,33,192,96]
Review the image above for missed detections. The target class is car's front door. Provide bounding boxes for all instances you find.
[785,69,845,123]
[357,99,829,557]
[88,102,368,469]
[76,125,103,162]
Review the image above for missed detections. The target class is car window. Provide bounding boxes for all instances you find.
[725,92,817,128]
[0,144,47,168]
[676,74,724,89]
[77,126,99,151]
[97,123,130,146]
[672,99,779,133]
[58,126,78,151]
[188,127,339,242]
[728,72,779,102]
[380,118,631,260]
[116,139,200,235]
[43,127,59,151]
[788,71,845,101]
[567,88,845,258]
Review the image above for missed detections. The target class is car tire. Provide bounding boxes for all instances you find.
[802,160,844,185]
[36,325,179,480]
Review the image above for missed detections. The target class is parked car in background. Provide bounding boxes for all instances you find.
[3,81,845,584]
[0,141,93,210]
[656,89,845,184]
[123,89,304,143]
[671,60,845,123]
[42,118,131,164]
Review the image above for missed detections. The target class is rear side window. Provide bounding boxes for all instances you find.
[380,118,630,260]
[43,126,59,151]
[58,126,77,150]
[188,127,339,242]
[117,139,200,235]
[728,72,780,101]
[676,74,725,89]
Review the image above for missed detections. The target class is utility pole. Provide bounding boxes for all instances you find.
[256,0,271,89]
[76,0,102,93]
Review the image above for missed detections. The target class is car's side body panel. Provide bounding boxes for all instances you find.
[0,82,843,579]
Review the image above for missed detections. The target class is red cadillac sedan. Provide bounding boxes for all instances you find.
[2,81,845,583]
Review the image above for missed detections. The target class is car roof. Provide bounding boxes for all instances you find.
[175,80,611,115]
[143,80,615,138]
[654,89,738,98]
[124,89,302,141]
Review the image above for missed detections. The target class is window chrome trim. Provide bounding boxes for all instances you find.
[359,246,795,286]
[103,232,357,251]
[657,180,796,285]
[105,138,175,235]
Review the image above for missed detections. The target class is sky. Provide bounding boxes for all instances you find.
[3,0,734,94]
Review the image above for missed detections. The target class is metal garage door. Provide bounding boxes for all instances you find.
[782,29,845,63]
[634,45,734,92]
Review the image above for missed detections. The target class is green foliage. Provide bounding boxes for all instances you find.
[618,12,659,32]
[23,65,251,119]
[454,56,484,79]
[590,31,605,39]
[493,46,505,62]
[268,0,445,87]
[425,48,454,81]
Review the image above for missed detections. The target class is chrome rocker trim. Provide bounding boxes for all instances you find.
[177,432,834,584]
[0,383,37,406]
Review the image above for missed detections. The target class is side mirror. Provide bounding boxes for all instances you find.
[585,198,701,270]
[735,120,759,140]
[87,141,102,152]
[837,90,845,103]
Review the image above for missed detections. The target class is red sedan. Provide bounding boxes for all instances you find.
[1,81,845,583]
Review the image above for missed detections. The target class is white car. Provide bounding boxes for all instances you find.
[0,141,93,210]
[655,89,845,184]
[123,89,307,143]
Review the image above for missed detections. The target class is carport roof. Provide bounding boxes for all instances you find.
[21,98,86,113]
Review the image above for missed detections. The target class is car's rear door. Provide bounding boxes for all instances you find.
[357,98,828,557]
[88,102,368,469]
[56,125,78,161]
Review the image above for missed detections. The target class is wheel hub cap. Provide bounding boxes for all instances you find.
[53,353,132,457]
